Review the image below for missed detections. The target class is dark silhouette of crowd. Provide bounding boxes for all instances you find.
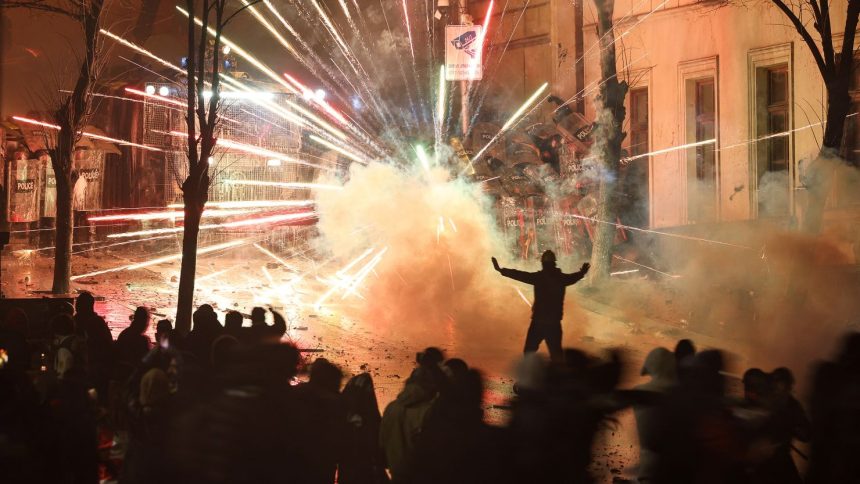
[1,292,859,484]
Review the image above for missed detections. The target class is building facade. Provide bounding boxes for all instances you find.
[470,0,859,236]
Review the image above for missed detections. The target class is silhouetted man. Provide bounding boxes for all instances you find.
[492,250,589,361]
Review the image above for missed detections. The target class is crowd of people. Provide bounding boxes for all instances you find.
[1,291,859,484]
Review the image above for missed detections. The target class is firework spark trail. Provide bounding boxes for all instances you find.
[468,0,529,126]
[166,130,336,171]
[621,139,717,163]
[559,0,669,109]
[102,28,343,144]
[336,248,375,276]
[558,51,650,111]
[468,82,549,164]
[12,116,162,152]
[70,240,247,280]
[239,0,303,58]
[467,0,495,81]
[14,234,174,254]
[263,0,370,120]
[610,269,640,276]
[70,235,177,255]
[613,255,679,278]
[304,0,397,131]
[446,252,455,291]
[166,200,315,209]
[435,66,447,151]
[342,247,388,299]
[513,286,532,307]
[88,209,258,222]
[100,29,184,73]
[415,145,432,173]
[106,212,319,239]
[224,180,342,190]
[178,8,359,145]
[566,213,752,249]
[253,243,299,272]
[401,0,416,63]
[308,134,370,165]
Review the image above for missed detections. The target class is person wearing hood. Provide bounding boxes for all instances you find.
[632,347,677,483]
[492,250,590,362]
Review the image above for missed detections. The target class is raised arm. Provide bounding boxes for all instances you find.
[269,307,288,337]
[492,257,538,284]
[563,262,591,286]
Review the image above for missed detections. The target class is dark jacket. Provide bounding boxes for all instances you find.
[499,265,586,322]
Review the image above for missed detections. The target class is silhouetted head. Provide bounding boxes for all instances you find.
[743,368,771,402]
[76,291,95,314]
[309,357,343,393]
[416,347,444,367]
[51,314,74,337]
[192,304,220,331]
[131,307,150,333]
[836,332,860,371]
[250,307,267,327]
[342,373,380,420]
[541,250,557,269]
[770,367,794,395]
[443,358,469,379]
[225,311,243,331]
[674,339,696,364]
[155,319,172,344]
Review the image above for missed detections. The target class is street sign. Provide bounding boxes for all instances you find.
[445,25,483,81]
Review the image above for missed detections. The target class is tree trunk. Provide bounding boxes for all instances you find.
[801,77,851,233]
[52,158,73,294]
[588,0,628,284]
[175,186,204,335]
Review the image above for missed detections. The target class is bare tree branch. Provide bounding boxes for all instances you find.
[771,0,829,76]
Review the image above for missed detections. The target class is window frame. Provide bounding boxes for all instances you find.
[678,56,720,225]
[748,43,794,219]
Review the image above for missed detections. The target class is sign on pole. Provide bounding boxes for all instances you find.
[445,25,483,81]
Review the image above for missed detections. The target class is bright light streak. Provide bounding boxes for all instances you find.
[448,218,458,232]
[437,66,447,127]
[623,138,716,163]
[308,134,369,165]
[88,209,256,222]
[470,82,549,163]
[167,130,333,171]
[71,240,246,280]
[176,6,299,96]
[197,267,234,282]
[415,145,431,172]
[336,248,375,276]
[514,286,532,307]
[106,212,317,239]
[125,87,184,107]
[100,29,184,73]
[224,180,342,190]
[502,82,549,131]
[613,255,680,278]
[468,0,494,77]
[284,73,348,124]
[12,116,162,152]
[610,269,640,276]
[238,0,303,60]
[567,212,751,249]
[342,247,388,299]
[401,0,416,62]
[261,266,276,286]
[254,243,297,272]
[166,200,314,209]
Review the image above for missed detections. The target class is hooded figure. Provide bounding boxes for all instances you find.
[492,250,590,361]
[633,347,677,482]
